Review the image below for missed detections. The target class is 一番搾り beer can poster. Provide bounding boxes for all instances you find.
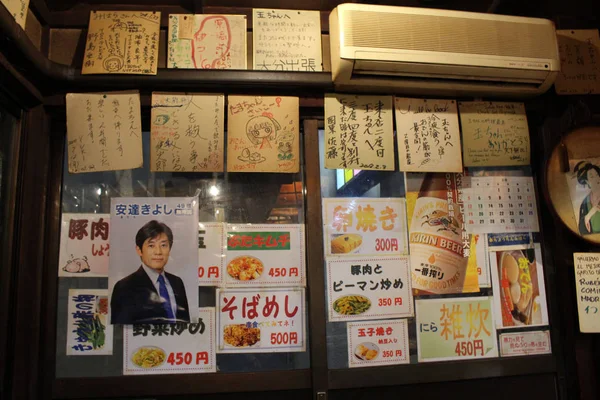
[416,296,498,362]
[223,224,306,287]
[323,198,408,257]
[216,287,305,353]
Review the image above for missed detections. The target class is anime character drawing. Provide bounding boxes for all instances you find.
[103,56,124,72]
[245,112,281,149]
[277,132,295,160]
[572,160,600,234]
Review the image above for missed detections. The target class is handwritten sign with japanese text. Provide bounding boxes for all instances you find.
[227,95,299,173]
[347,319,409,368]
[151,92,224,172]
[59,213,110,277]
[168,14,247,69]
[198,223,224,286]
[459,101,530,167]
[123,308,215,374]
[327,256,413,322]
[82,11,160,75]
[323,198,408,257]
[253,8,322,71]
[66,92,143,173]
[1,0,29,28]
[395,98,462,172]
[573,253,600,332]
[555,30,600,95]
[499,330,551,357]
[217,288,305,353]
[416,297,498,362]
[324,94,394,171]
[224,224,305,287]
[67,289,113,355]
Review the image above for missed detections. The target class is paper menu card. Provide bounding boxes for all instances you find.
[395,97,463,172]
[459,101,530,167]
[66,92,143,173]
[151,92,225,172]
[347,319,409,368]
[82,11,161,75]
[555,29,600,95]
[573,253,600,332]
[226,95,299,173]
[253,8,322,71]
[1,0,29,28]
[324,94,395,171]
[168,14,247,69]
[59,213,110,278]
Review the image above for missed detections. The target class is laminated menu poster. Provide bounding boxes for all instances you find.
[227,95,299,173]
[82,11,161,75]
[66,91,143,173]
[108,197,199,325]
[499,330,551,357]
[123,308,216,374]
[66,289,113,356]
[489,244,549,329]
[151,92,225,172]
[1,0,29,28]
[324,94,395,171]
[347,319,409,368]
[394,97,463,172]
[224,224,306,287]
[459,101,530,167]
[327,256,413,322]
[59,213,110,277]
[168,14,247,69]
[198,223,225,286]
[572,253,600,332]
[416,297,498,362]
[253,8,322,72]
[216,287,305,353]
[555,29,600,95]
[323,198,409,257]
[566,158,600,236]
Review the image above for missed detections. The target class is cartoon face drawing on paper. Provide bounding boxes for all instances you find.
[103,56,123,72]
[277,132,295,160]
[245,113,281,149]
[63,255,91,273]
[153,114,170,126]
[191,16,232,69]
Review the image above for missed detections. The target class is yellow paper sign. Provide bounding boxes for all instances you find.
[573,253,600,332]
[555,29,600,95]
[66,92,143,173]
[395,98,463,172]
[459,101,530,167]
[227,95,299,173]
[324,94,394,171]
[150,92,225,172]
[168,14,247,69]
[253,9,322,71]
[1,0,29,28]
[82,11,161,75]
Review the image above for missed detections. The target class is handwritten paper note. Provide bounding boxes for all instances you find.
[459,101,530,167]
[227,95,299,173]
[66,92,143,173]
[324,94,394,170]
[82,11,161,75]
[151,93,224,172]
[394,98,462,172]
[253,9,322,71]
[573,253,600,332]
[1,0,29,28]
[168,14,247,69]
[555,30,600,95]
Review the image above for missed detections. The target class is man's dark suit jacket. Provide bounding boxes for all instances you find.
[111,266,190,324]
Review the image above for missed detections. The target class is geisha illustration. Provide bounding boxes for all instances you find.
[245,112,281,149]
[573,160,600,234]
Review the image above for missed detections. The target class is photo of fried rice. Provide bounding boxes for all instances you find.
[223,324,260,347]
[131,346,166,368]
[333,295,371,315]
[227,256,264,281]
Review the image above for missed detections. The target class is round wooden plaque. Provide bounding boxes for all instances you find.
[546,126,600,244]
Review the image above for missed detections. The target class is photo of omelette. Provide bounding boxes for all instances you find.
[354,342,379,361]
[331,234,362,254]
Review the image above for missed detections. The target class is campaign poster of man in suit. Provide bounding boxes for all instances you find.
[109,198,199,324]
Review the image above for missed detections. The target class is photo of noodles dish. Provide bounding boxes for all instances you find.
[227,256,264,281]
[131,346,166,368]
[223,324,260,347]
[333,295,371,315]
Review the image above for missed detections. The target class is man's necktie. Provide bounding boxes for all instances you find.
[157,275,175,321]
